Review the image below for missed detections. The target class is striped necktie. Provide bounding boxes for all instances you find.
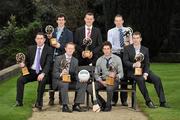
[119,29,124,47]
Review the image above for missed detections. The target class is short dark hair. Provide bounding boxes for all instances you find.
[36,32,45,38]
[133,31,142,38]
[85,12,94,17]
[65,42,76,48]
[102,41,112,49]
[56,13,66,20]
[115,14,123,20]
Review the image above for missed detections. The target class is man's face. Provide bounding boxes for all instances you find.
[56,17,66,27]
[35,35,45,47]
[103,46,112,56]
[84,15,94,27]
[65,44,75,56]
[114,16,124,28]
[132,34,142,45]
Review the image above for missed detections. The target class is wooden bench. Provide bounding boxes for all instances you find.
[45,66,137,110]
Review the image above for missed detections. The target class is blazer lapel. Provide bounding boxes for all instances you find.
[82,26,85,39]
[32,46,37,62]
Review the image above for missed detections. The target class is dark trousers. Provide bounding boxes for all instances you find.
[87,81,118,108]
[16,70,46,106]
[131,70,166,103]
[112,52,128,104]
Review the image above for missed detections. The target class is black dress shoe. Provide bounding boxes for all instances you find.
[111,101,117,106]
[146,101,156,108]
[48,99,54,106]
[34,104,42,111]
[122,102,128,106]
[72,105,84,112]
[14,101,23,107]
[160,102,170,108]
[62,105,72,113]
[103,106,112,112]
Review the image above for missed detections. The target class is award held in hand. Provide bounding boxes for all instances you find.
[60,59,71,83]
[106,63,116,86]
[45,25,57,46]
[134,52,144,76]
[16,53,30,76]
[82,37,92,58]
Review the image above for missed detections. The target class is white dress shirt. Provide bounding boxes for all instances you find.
[85,25,92,38]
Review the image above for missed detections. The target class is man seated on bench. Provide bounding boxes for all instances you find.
[123,31,169,108]
[15,32,53,111]
[87,41,124,112]
[52,42,87,113]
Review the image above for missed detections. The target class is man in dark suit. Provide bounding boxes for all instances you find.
[15,32,53,111]
[123,31,169,108]
[47,13,73,105]
[74,12,103,66]
[52,42,87,112]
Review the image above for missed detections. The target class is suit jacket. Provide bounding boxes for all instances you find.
[52,54,79,90]
[74,26,103,57]
[25,44,53,75]
[123,44,150,77]
[51,27,73,55]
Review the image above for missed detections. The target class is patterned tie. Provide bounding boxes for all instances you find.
[35,47,41,74]
[87,28,91,38]
[119,29,124,47]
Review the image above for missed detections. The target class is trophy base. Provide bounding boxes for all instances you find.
[50,38,57,45]
[134,68,143,76]
[84,50,91,58]
[21,67,30,76]
[62,74,71,83]
[106,76,115,86]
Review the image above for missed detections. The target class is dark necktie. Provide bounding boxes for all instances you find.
[119,29,124,47]
[106,57,112,69]
[87,28,91,38]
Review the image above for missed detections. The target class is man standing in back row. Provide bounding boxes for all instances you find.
[108,14,132,106]
[74,12,103,66]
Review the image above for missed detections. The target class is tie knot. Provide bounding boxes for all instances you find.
[119,28,123,32]
[87,28,91,31]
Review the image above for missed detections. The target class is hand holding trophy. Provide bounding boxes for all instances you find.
[106,63,117,86]
[45,25,60,48]
[60,59,71,83]
[82,37,93,59]
[134,52,144,76]
[16,53,30,76]
[124,27,133,46]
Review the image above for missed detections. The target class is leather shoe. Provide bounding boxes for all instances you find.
[160,102,170,108]
[103,106,112,112]
[32,103,42,111]
[62,105,72,113]
[48,99,54,106]
[72,104,84,112]
[122,102,128,106]
[111,101,117,106]
[14,101,23,107]
[146,101,156,108]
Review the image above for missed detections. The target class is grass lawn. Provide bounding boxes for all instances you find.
[137,63,180,120]
[0,75,37,120]
[0,63,180,120]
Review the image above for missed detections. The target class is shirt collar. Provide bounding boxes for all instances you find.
[57,26,64,31]
[65,53,72,59]
[37,44,45,50]
[103,54,113,59]
[85,25,93,30]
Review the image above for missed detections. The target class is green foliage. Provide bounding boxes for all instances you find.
[0,15,42,69]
